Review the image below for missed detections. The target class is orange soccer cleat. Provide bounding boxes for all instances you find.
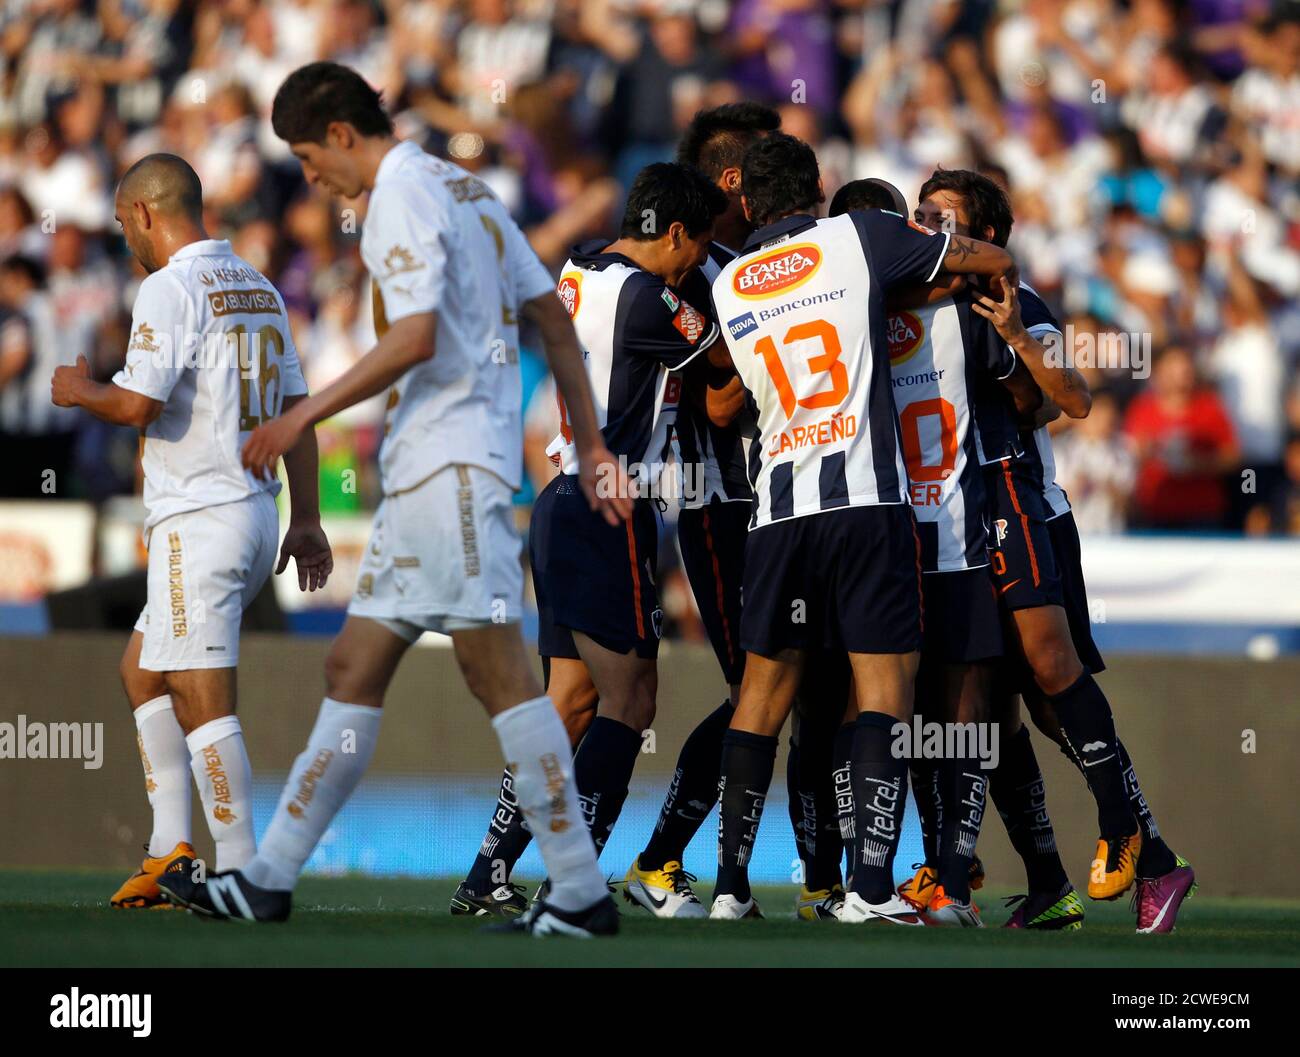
[110,842,197,909]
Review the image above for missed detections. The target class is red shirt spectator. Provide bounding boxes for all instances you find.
[1124,346,1240,528]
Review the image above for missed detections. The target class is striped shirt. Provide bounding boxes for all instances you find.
[674,242,755,507]
[887,293,1016,571]
[1016,283,1072,519]
[710,211,949,529]
[548,241,719,493]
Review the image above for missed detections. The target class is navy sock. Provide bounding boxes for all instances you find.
[1057,736,1177,878]
[466,766,533,892]
[991,725,1070,894]
[572,716,643,856]
[1049,672,1134,838]
[641,700,733,868]
[1117,740,1176,876]
[786,730,843,892]
[716,729,777,903]
[910,756,942,868]
[936,758,987,902]
[832,722,856,886]
[850,711,909,904]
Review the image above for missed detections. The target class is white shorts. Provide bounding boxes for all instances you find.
[348,463,523,640]
[134,492,278,671]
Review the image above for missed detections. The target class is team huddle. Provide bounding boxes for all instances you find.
[50,61,1196,938]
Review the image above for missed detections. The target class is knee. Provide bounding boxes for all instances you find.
[1021,638,1081,697]
[324,642,379,705]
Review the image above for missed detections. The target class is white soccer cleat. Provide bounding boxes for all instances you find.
[708,893,764,920]
[623,859,707,919]
[840,891,926,926]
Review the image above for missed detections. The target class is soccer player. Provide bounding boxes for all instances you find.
[706,134,1016,923]
[156,62,626,937]
[624,103,778,920]
[49,154,333,908]
[452,162,727,919]
[914,168,1195,933]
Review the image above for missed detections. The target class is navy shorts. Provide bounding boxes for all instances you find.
[1048,510,1105,675]
[677,498,749,686]
[740,504,923,657]
[985,459,1063,610]
[530,474,662,660]
[921,567,1003,664]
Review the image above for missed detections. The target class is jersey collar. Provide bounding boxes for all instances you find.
[741,212,819,253]
[168,238,232,263]
[567,239,642,272]
[374,140,423,185]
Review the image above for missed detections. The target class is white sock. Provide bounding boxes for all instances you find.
[492,695,607,913]
[186,715,256,872]
[133,695,191,856]
[242,698,381,892]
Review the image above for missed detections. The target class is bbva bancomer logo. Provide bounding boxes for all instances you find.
[733,244,822,299]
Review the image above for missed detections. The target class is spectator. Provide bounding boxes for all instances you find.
[1124,345,1240,530]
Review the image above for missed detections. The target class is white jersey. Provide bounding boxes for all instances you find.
[711,211,949,528]
[886,295,1015,571]
[113,239,307,531]
[362,140,554,495]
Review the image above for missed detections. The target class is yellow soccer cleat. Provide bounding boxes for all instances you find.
[897,863,938,911]
[623,858,706,919]
[1088,831,1142,901]
[110,842,197,909]
[796,884,845,921]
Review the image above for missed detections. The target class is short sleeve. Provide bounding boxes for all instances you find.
[619,276,720,371]
[852,209,951,288]
[361,185,449,324]
[503,212,556,305]
[113,272,190,402]
[278,315,308,398]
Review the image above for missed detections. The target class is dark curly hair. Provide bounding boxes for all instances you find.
[740,133,823,228]
[917,168,1013,248]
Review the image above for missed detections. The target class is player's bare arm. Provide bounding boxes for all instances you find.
[241,311,437,480]
[971,275,1091,418]
[941,234,1017,285]
[702,333,744,428]
[51,354,163,428]
[275,392,333,593]
[1000,358,1045,421]
[886,272,967,310]
[521,289,632,526]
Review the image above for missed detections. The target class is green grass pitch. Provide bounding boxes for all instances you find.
[4,870,1298,968]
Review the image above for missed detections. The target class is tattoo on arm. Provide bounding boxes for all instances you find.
[944,236,981,266]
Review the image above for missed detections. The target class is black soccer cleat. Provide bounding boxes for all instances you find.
[449,881,529,917]
[482,894,620,937]
[157,868,291,923]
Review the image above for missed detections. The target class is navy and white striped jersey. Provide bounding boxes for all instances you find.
[711,211,950,528]
[548,241,720,492]
[674,241,754,508]
[886,294,1016,571]
[1016,283,1072,519]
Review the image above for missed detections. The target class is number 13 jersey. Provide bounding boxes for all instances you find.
[710,211,949,529]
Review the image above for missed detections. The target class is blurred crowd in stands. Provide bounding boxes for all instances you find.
[1,0,1298,575]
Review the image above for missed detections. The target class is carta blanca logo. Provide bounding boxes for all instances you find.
[727,312,756,339]
[50,989,151,1037]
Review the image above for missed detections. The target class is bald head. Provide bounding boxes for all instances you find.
[117,153,204,221]
[115,154,208,273]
